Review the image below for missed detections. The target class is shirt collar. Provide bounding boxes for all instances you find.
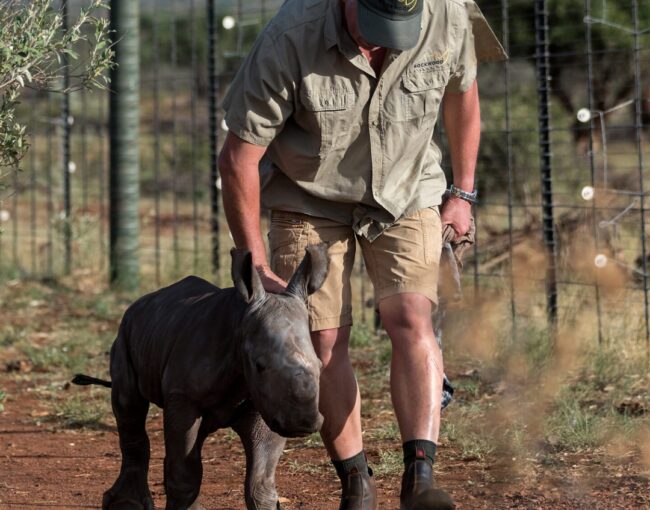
[324,0,359,56]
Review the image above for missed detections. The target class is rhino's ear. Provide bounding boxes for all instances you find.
[286,243,329,301]
[231,248,266,303]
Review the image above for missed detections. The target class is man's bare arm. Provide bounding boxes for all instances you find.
[441,80,481,238]
[217,132,287,292]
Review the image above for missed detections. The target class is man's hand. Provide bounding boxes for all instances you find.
[440,196,472,240]
[256,264,288,294]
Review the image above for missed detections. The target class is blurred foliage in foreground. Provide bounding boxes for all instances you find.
[0,0,114,173]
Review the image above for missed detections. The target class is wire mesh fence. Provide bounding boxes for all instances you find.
[0,0,648,346]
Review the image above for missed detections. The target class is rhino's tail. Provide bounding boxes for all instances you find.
[71,374,112,388]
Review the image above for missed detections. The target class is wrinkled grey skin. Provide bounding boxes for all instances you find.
[99,245,328,510]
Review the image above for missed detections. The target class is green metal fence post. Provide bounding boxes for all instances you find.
[109,0,140,290]
[62,0,72,275]
[208,0,221,281]
[534,0,558,333]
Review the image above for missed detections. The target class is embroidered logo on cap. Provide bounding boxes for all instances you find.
[398,0,418,13]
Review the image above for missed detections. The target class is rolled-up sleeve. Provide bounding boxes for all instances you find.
[446,0,508,94]
[222,33,295,147]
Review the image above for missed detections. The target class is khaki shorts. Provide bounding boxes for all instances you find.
[269,207,442,331]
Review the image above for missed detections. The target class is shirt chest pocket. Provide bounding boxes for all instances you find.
[300,88,355,158]
[384,66,450,123]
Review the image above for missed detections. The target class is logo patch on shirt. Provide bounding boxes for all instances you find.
[412,50,449,71]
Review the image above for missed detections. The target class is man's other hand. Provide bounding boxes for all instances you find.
[440,197,472,240]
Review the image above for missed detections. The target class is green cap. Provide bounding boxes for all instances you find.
[357,0,423,51]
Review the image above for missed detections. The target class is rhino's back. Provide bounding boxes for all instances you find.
[126,275,226,328]
[117,276,244,405]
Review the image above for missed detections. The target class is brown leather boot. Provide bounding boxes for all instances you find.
[338,466,377,510]
[400,455,454,510]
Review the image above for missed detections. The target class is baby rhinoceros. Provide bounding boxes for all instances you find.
[73,245,328,510]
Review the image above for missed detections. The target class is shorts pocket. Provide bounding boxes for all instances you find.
[269,212,305,250]
[268,212,308,282]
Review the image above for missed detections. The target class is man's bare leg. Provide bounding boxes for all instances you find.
[379,292,454,510]
[379,293,443,442]
[311,326,362,460]
[312,326,376,510]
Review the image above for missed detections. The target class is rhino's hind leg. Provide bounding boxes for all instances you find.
[232,407,287,510]
[103,348,153,510]
[163,396,206,510]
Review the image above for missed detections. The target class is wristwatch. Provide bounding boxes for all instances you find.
[447,184,478,204]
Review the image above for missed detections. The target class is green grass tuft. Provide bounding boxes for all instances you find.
[545,396,604,451]
[350,323,375,348]
[0,325,25,347]
[372,449,403,477]
[442,404,496,461]
[52,393,111,429]
[368,421,400,442]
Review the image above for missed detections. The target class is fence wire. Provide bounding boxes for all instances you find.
[0,0,648,346]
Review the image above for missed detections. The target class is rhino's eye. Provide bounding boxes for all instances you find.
[255,361,267,374]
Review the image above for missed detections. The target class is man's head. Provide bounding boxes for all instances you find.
[343,0,423,51]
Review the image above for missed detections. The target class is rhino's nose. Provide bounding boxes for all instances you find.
[291,369,318,403]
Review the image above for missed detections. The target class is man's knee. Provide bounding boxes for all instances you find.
[311,327,351,369]
[379,293,434,336]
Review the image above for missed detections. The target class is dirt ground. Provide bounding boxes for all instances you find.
[0,278,649,509]
[1,375,649,509]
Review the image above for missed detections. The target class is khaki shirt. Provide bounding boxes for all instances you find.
[222,0,506,241]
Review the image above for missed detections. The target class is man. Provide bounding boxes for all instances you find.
[218,0,506,508]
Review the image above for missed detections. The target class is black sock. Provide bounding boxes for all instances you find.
[403,439,436,466]
[332,450,369,480]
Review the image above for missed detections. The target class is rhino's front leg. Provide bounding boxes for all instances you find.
[232,407,287,510]
[163,396,206,510]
